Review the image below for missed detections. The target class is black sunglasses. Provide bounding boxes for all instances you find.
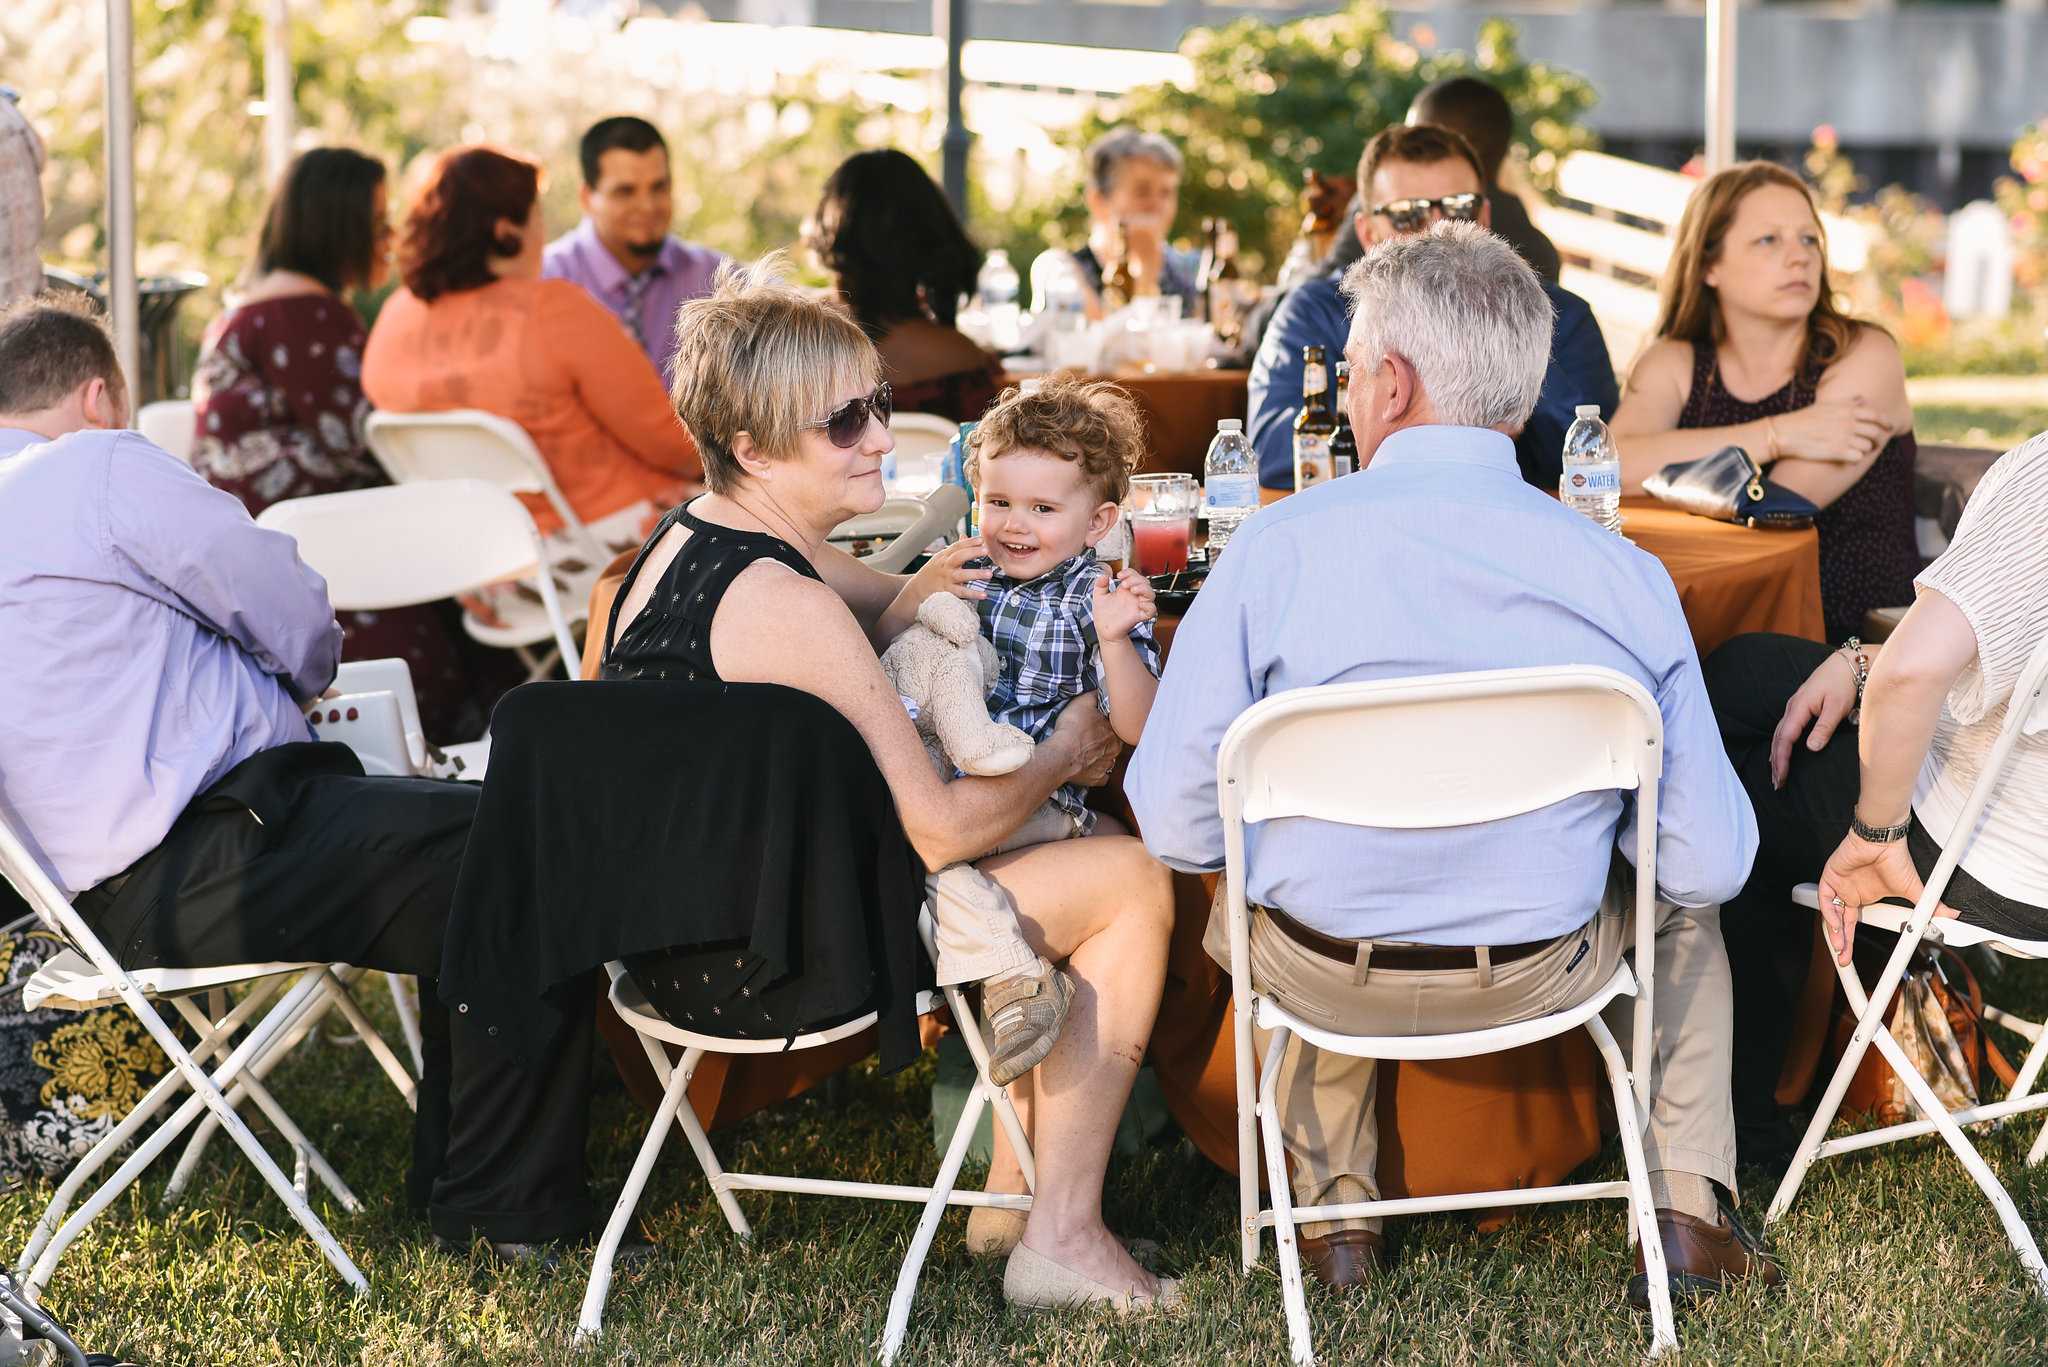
[802,383,894,449]
[1365,192,1485,233]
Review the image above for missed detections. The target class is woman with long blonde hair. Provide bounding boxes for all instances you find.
[1611,161,1918,640]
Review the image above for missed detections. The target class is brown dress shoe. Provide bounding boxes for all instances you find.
[1627,1207,1785,1308]
[1297,1228,1386,1289]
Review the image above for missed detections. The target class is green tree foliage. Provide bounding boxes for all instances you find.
[1018,5,1599,276]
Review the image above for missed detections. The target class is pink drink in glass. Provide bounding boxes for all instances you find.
[1131,516,1191,575]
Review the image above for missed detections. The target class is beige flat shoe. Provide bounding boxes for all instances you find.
[1002,1242,1183,1315]
[967,1207,1164,1267]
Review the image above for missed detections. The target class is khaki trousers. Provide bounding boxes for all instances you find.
[928,803,1083,986]
[1206,860,1738,1233]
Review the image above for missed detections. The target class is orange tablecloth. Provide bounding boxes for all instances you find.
[1256,487,1825,661]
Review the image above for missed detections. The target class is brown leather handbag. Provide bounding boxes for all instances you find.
[1831,944,2017,1126]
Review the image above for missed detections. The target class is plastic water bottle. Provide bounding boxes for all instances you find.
[1559,404,1622,533]
[978,250,1021,353]
[1204,418,1258,555]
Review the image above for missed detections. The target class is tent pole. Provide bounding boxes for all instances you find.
[1705,0,1737,175]
[935,0,969,220]
[264,0,294,185]
[104,0,139,410]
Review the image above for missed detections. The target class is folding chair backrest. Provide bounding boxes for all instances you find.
[255,479,547,611]
[364,410,595,554]
[886,412,960,464]
[2014,625,2048,737]
[1221,665,1663,832]
[136,399,195,465]
[332,658,427,766]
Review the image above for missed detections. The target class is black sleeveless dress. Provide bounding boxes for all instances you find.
[1677,338,1919,640]
[599,500,851,1040]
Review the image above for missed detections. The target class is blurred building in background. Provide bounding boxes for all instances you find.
[665,0,2048,209]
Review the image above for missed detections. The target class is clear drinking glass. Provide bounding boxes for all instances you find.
[1128,473,1199,576]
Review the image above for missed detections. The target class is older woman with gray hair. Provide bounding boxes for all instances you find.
[1039,126,1202,318]
[1131,222,1779,1303]
[595,258,1180,1312]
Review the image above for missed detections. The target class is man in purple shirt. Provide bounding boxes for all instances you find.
[0,295,490,1230]
[541,116,728,389]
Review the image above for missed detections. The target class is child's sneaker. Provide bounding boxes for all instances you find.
[981,958,1074,1086]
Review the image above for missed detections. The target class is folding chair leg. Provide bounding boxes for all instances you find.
[25,972,367,1300]
[323,971,419,1108]
[661,1047,752,1241]
[1256,1026,1315,1367]
[1769,954,1896,1228]
[14,977,288,1275]
[879,1074,993,1364]
[1870,1026,2048,1296]
[163,981,362,1211]
[1586,1016,1676,1358]
[1236,989,1262,1273]
[939,980,1036,1194]
[574,1049,692,1347]
[386,972,427,1077]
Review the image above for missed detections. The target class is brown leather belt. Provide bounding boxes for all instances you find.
[1255,904,1557,972]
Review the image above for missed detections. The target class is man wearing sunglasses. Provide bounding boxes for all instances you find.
[1249,123,1617,492]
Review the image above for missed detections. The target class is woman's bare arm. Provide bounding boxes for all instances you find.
[1611,335,1895,496]
[1771,327,1913,510]
[1610,341,1773,493]
[709,561,1119,867]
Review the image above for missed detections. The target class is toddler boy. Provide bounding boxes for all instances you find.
[926,376,1162,1086]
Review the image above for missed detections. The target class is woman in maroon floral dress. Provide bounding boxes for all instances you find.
[192,147,474,738]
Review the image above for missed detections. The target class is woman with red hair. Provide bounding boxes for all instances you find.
[363,145,702,598]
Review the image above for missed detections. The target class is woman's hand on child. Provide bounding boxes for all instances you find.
[1092,566,1157,638]
[910,536,990,602]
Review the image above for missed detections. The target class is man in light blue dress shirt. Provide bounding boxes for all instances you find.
[1128,225,1779,1305]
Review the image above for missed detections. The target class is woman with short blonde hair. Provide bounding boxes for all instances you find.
[603,259,1181,1313]
[1611,161,1918,641]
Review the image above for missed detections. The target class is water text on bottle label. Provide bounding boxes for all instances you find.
[1206,473,1259,510]
[1565,463,1621,494]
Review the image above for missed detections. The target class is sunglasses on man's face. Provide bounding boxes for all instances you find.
[1366,192,1485,233]
[802,383,894,449]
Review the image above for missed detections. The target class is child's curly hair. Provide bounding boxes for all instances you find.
[965,375,1148,506]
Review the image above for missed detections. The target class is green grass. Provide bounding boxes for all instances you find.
[1910,404,2048,451]
[12,963,2048,1366]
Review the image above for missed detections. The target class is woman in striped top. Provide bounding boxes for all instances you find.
[1700,431,2048,1166]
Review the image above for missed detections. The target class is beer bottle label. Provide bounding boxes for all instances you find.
[1302,363,1327,396]
[1294,432,1331,489]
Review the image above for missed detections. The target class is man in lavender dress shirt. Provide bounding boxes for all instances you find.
[541,116,728,389]
[0,293,475,1221]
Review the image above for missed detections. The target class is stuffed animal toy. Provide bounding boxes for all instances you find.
[880,592,1035,778]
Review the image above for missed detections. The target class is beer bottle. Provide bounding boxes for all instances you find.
[1100,221,1136,312]
[1207,222,1247,346]
[1292,345,1337,489]
[1330,362,1358,476]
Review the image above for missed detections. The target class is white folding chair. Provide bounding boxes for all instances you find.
[575,911,1034,1363]
[1766,626,2048,1298]
[1219,666,1677,1365]
[886,411,960,465]
[257,478,581,687]
[135,399,195,464]
[829,484,970,575]
[0,816,370,1301]
[364,409,609,567]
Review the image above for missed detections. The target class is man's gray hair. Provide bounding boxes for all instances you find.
[1085,127,1183,197]
[1340,222,1553,432]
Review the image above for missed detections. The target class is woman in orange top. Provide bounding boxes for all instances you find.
[363,144,701,559]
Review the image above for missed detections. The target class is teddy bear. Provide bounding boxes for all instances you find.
[880,592,1035,779]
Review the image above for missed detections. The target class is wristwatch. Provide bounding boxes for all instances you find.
[1850,815,1913,844]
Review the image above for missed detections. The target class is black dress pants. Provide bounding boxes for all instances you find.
[72,742,476,1212]
[1702,632,2048,1166]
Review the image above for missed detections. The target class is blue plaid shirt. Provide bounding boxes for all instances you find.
[974,552,1162,826]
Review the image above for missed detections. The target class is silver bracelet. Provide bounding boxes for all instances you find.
[1838,636,1869,725]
